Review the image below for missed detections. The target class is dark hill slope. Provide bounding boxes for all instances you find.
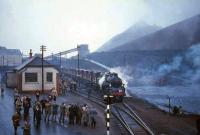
[97,22,160,52]
[111,14,200,51]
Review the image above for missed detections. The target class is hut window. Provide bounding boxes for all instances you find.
[25,73,37,82]
[46,72,53,82]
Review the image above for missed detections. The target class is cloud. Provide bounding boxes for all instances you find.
[0,0,200,54]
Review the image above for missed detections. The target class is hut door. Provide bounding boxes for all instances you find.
[17,73,22,92]
[56,73,60,95]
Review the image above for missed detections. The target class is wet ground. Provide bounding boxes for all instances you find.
[125,96,199,135]
[128,85,200,114]
[0,87,116,135]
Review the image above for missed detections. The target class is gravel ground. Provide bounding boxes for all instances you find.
[124,96,200,135]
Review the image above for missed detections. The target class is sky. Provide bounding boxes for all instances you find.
[0,0,200,56]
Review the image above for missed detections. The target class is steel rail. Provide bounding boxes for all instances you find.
[123,103,155,135]
[112,106,135,135]
[113,105,150,134]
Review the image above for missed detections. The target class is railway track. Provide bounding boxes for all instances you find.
[73,89,155,135]
[112,103,155,135]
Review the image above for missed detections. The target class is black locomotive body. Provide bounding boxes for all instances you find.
[99,72,125,102]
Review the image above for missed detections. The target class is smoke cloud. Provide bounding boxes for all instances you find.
[158,56,182,75]
[106,43,200,86]
[183,44,200,83]
[89,43,200,86]
[135,43,200,85]
[110,66,134,88]
[86,58,133,88]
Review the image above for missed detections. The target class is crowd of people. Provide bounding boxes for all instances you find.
[12,89,97,135]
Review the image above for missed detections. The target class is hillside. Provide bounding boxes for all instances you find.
[88,15,200,86]
[111,14,200,51]
[97,22,160,52]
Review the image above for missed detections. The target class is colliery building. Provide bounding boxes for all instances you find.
[6,56,60,94]
[0,47,22,67]
[79,44,89,58]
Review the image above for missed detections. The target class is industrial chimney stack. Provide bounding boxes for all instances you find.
[29,49,32,58]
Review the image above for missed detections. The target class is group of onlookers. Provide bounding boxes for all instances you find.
[13,90,31,135]
[42,100,97,128]
[12,89,97,135]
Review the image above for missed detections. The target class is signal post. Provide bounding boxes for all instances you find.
[104,95,113,135]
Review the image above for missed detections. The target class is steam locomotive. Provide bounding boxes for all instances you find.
[63,68,125,102]
[98,72,125,102]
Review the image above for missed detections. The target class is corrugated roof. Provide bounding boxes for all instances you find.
[15,57,35,71]
[15,56,57,71]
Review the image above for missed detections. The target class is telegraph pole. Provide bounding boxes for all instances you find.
[77,45,80,87]
[2,55,4,66]
[60,52,62,69]
[40,45,46,93]
[167,95,171,113]
[65,54,68,68]
[52,53,53,63]
[77,45,80,74]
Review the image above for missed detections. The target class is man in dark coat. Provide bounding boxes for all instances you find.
[35,106,41,127]
[12,112,20,135]
[1,86,4,96]
[74,104,80,124]
[59,103,66,124]
[33,103,37,121]
[44,101,51,122]
[68,104,75,124]
[77,106,82,125]
[40,98,47,115]
[26,97,32,107]
[52,102,58,122]
[23,100,31,121]
[15,97,22,117]
[35,90,40,101]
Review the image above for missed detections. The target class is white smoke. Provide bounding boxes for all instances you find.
[86,58,133,87]
[129,43,200,86]
[110,66,134,88]
[155,43,200,84]
[85,59,110,70]
[185,44,200,68]
[158,56,182,75]
[183,44,200,83]
[98,74,105,88]
[88,43,200,86]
